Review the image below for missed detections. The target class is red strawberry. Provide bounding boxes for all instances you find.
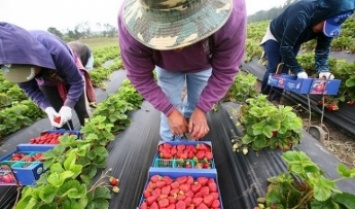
[196,151,205,160]
[199,186,210,196]
[179,184,191,192]
[197,177,208,186]
[54,116,61,124]
[184,196,192,205]
[186,176,194,185]
[161,185,171,195]
[163,176,173,184]
[156,180,167,188]
[192,197,203,206]
[150,202,159,209]
[171,181,180,189]
[191,183,202,193]
[211,199,220,207]
[146,195,158,206]
[109,177,119,186]
[143,190,151,198]
[151,175,162,183]
[176,200,187,209]
[196,203,209,209]
[203,195,214,207]
[208,180,217,192]
[158,198,170,208]
[176,176,187,184]
[205,152,213,160]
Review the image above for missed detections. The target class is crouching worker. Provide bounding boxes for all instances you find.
[0,22,92,130]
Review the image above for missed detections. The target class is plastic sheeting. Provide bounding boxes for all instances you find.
[241,59,355,138]
[1,70,355,209]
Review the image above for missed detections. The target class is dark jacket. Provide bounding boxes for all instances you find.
[0,22,84,110]
[270,0,354,74]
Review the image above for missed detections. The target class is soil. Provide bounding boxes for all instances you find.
[253,81,355,168]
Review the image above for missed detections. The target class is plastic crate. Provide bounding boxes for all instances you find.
[152,141,215,169]
[283,75,313,94]
[137,168,223,209]
[268,74,341,95]
[0,144,55,186]
[267,73,288,88]
[309,79,341,95]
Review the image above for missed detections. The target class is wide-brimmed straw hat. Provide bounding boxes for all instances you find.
[122,0,233,50]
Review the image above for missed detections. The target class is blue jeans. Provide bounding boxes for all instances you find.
[261,40,300,100]
[156,66,212,141]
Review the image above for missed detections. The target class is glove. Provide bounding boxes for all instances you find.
[319,72,334,80]
[45,107,61,128]
[297,71,308,79]
[58,106,72,127]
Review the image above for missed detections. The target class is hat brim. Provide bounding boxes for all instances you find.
[122,0,233,50]
[1,65,36,83]
[323,21,342,37]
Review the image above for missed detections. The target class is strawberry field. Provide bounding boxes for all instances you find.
[0,24,355,209]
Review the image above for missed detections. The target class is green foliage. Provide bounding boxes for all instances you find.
[260,151,355,209]
[224,73,259,102]
[238,95,303,152]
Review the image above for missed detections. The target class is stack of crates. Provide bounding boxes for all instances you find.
[0,129,80,186]
[137,140,224,209]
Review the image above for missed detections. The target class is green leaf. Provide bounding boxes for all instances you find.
[241,134,254,144]
[47,171,74,187]
[337,164,355,178]
[262,126,273,138]
[63,151,76,171]
[333,192,355,208]
[310,199,339,209]
[92,146,108,158]
[58,180,87,199]
[93,186,112,199]
[39,184,58,203]
[252,123,264,135]
[50,163,65,173]
[313,176,336,201]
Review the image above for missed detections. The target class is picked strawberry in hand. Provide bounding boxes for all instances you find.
[53,116,61,124]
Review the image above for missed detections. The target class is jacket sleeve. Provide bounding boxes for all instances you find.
[36,33,84,108]
[314,35,332,72]
[279,13,308,74]
[118,17,174,115]
[196,2,247,113]
[18,80,51,110]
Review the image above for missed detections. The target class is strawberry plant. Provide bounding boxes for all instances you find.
[237,95,303,152]
[225,72,259,103]
[257,151,355,209]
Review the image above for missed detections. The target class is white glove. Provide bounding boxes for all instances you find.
[44,107,61,128]
[297,71,308,79]
[58,106,72,127]
[319,72,334,80]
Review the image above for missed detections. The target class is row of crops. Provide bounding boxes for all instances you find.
[245,19,355,109]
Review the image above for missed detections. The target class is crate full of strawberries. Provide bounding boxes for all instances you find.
[153,141,215,169]
[28,129,81,144]
[138,168,223,209]
[0,144,55,186]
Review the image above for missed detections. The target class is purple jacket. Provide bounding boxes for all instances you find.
[118,0,247,115]
[0,22,84,110]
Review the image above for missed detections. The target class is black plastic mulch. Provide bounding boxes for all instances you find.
[241,59,355,138]
[1,69,355,209]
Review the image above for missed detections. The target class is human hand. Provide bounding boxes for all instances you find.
[58,106,72,127]
[319,72,334,80]
[44,107,61,128]
[297,71,308,79]
[167,109,188,136]
[188,107,209,140]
